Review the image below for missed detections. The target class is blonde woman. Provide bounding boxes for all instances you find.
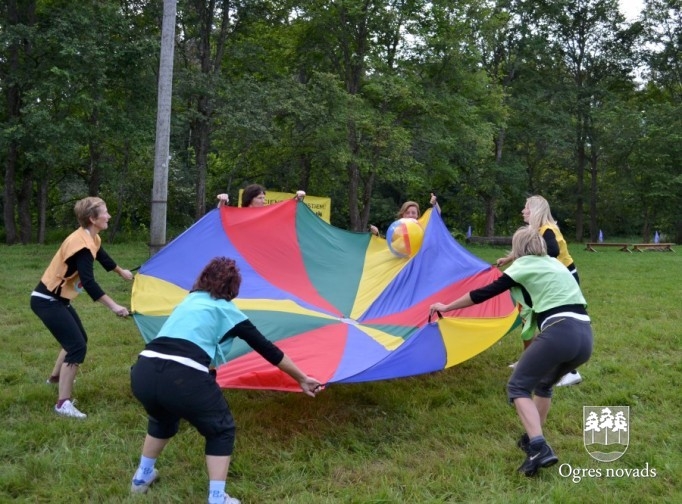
[498,195,578,281]
[30,197,133,419]
[369,193,441,236]
[431,226,593,476]
[497,195,582,387]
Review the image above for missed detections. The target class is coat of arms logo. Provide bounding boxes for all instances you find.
[583,406,629,462]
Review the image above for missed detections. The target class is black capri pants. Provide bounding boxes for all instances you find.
[130,356,236,456]
[30,295,88,364]
[508,315,593,402]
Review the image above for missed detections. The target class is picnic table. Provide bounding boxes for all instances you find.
[631,243,675,252]
[585,242,631,252]
[466,236,513,246]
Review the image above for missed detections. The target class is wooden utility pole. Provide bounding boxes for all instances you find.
[150,0,177,255]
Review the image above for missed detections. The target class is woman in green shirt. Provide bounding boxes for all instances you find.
[431,226,593,477]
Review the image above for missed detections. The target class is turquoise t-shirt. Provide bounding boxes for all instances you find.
[157,291,248,365]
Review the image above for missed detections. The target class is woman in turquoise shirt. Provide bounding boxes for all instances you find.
[130,257,322,504]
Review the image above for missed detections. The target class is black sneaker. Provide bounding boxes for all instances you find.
[518,441,558,477]
[517,433,530,454]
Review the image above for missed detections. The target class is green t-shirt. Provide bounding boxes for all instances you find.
[506,255,586,339]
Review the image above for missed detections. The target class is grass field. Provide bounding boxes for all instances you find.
[1,241,680,503]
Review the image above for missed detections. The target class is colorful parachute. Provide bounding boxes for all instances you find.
[131,200,518,392]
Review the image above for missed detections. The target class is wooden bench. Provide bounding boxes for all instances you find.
[631,243,675,252]
[466,236,512,246]
[585,243,631,252]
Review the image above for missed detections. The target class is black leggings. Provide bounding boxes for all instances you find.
[130,356,236,456]
[508,316,593,401]
[30,295,88,364]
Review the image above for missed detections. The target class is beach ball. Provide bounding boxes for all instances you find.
[386,218,424,258]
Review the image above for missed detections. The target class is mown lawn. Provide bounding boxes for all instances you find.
[1,242,680,503]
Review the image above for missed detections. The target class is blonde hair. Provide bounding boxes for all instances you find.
[525,195,556,230]
[74,197,105,228]
[397,201,420,218]
[511,226,547,259]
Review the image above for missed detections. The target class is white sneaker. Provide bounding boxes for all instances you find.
[508,361,518,369]
[556,370,582,387]
[54,399,86,419]
[131,468,158,493]
[208,491,240,504]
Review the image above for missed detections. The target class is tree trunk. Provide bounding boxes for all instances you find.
[109,141,131,243]
[18,170,32,243]
[150,0,177,255]
[340,2,370,232]
[3,0,22,244]
[37,177,48,244]
[346,119,364,232]
[484,196,496,237]
[674,219,682,245]
[298,153,312,191]
[574,117,587,242]
[589,147,598,242]
[87,138,102,197]
[360,169,375,230]
[189,0,231,219]
[640,209,651,243]
[347,159,361,231]
[192,105,209,218]
[3,144,19,244]
[484,128,506,236]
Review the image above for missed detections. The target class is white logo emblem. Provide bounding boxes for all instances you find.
[583,406,629,462]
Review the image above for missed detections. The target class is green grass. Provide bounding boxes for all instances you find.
[1,243,680,503]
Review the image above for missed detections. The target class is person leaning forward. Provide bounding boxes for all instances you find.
[30,196,133,419]
[430,226,593,477]
[129,257,322,504]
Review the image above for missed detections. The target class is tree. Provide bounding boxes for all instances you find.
[290,0,427,231]
[638,0,682,242]
[174,0,233,219]
[541,0,634,241]
[2,0,36,244]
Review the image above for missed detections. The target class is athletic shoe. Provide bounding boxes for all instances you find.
[516,433,530,454]
[208,491,241,504]
[54,400,86,419]
[556,370,582,387]
[131,469,159,494]
[508,361,518,369]
[518,441,558,477]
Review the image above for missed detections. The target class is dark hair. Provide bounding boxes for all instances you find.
[191,257,241,301]
[241,184,266,207]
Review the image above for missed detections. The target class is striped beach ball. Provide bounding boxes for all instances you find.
[386,218,424,258]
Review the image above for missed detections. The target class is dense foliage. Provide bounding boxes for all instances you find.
[2,0,681,244]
